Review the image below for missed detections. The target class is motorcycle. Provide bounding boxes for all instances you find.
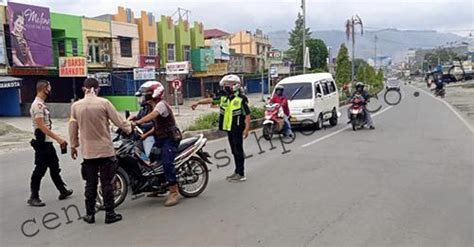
[349,95,367,131]
[262,103,285,140]
[96,126,212,209]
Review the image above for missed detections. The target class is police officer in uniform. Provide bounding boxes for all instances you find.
[192,74,251,182]
[28,80,72,207]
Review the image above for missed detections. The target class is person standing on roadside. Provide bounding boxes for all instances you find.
[28,80,73,207]
[191,74,251,182]
[69,78,132,224]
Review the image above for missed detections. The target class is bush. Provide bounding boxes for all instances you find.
[186,112,220,131]
[186,106,266,131]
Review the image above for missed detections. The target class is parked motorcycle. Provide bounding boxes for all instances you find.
[262,103,285,140]
[349,95,367,131]
[96,127,211,209]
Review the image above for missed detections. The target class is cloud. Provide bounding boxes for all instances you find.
[18,0,474,34]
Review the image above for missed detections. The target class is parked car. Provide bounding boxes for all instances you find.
[274,73,340,130]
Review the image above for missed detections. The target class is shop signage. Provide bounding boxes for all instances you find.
[133,68,156,81]
[7,2,53,67]
[87,72,111,87]
[193,63,228,77]
[8,67,50,76]
[59,57,87,77]
[0,81,21,89]
[267,49,282,63]
[139,55,160,68]
[166,62,190,75]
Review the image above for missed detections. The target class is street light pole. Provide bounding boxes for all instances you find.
[302,0,306,74]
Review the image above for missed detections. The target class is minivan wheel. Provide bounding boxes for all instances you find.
[315,114,323,130]
[329,110,338,126]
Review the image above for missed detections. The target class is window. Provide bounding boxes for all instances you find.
[58,40,66,56]
[88,39,100,63]
[184,45,191,61]
[315,83,322,96]
[167,44,175,62]
[126,8,132,23]
[72,39,78,56]
[282,83,313,100]
[120,37,132,58]
[148,42,157,56]
[321,81,330,95]
[328,81,336,93]
[148,12,154,26]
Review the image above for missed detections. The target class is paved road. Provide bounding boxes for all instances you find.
[1,84,473,247]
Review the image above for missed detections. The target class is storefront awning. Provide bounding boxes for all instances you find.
[0,76,23,89]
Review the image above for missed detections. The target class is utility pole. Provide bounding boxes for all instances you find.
[374,35,378,69]
[302,0,306,74]
[346,15,363,82]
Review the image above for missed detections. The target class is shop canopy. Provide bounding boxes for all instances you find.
[0,76,23,89]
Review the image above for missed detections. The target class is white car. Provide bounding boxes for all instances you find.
[274,73,340,130]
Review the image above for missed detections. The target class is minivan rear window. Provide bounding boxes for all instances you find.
[280,83,313,100]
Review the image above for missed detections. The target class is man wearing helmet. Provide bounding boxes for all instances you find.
[132,81,182,206]
[348,82,375,129]
[191,74,251,182]
[270,85,294,137]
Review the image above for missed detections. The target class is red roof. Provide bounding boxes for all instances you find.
[204,29,230,39]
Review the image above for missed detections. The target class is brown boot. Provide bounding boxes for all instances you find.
[164,184,180,207]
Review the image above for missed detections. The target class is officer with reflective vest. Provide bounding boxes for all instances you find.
[192,74,251,182]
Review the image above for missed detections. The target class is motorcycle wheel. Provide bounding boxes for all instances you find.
[178,157,209,198]
[96,167,129,210]
[263,124,273,140]
[352,120,357,131]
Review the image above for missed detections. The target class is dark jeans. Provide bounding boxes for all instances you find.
[81,157,117,215]
[30,142,66,198]
[154,138,178,186]
[228,129,245,176]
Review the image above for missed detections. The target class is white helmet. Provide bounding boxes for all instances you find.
[219,74,241,91]
[136,81,165,100]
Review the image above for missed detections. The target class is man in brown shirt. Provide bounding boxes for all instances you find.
[69,78,132,224]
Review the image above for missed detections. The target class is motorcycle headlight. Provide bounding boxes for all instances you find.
[302,108,314,113]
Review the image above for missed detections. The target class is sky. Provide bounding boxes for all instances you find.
[16,0,474,36]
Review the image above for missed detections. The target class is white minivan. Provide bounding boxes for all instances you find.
[274,73,340,129]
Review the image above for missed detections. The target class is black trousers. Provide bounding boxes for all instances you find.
[227,129,245,176]
[30,142,66,198]
[81,157,117,215]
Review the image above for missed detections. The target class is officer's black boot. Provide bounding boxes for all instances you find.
[105,211,122,224]
[58,189,73,200]
[82,214,95,224]
[28,191,45,207]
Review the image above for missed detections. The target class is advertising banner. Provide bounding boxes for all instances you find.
[133,68,156,81]
[139,55,160,68]
[59,57,87,77]
[166,61,190,75]
[87,72,111,87]
[7,2,53,67]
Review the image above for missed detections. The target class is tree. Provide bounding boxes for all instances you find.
[353,58,368,74]
[307,38,329,71]
[356,64,366,82]
[376,68,384,84]
[288,12,312,66]
[335,43,351,87]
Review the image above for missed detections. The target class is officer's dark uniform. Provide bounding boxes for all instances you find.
[213,91,251,176]
[29,97,67,200]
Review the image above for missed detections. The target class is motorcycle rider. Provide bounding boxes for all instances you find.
[269,85,293,137]
[132,81,182,207]
[191,74,251,182]
[347,82,375,129]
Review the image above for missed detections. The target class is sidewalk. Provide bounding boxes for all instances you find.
[0,93,266,153]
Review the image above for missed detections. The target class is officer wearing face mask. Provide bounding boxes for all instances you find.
[28,80,73,207]
[191,74,251,182]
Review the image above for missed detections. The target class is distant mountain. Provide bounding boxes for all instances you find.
[268,29,464,62]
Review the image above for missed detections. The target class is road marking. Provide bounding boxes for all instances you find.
[301,106,393,148]
[409,84,474,135]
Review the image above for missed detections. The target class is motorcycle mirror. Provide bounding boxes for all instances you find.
[125,110,130,119]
